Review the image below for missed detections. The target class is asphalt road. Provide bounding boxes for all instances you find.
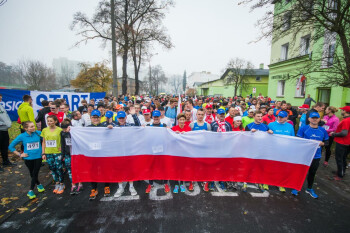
[1,178,350,233]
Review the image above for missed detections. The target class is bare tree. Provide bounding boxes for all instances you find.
[241,0,350,87]
[169,75,182,94]
[150,65,167,95]
[0,0,7,6]
[16,60,57,91]
[0,62,23,86]
[71,0,173,95]
[225,58,255,96]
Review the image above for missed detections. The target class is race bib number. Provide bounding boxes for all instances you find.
[65,138,72,146]
[46,140,57,148]
[27,142,39,150]
[323,125,330,130]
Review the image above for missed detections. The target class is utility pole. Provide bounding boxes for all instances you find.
[111,0,118,97]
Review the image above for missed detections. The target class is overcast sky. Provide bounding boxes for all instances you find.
[0,0,271,79]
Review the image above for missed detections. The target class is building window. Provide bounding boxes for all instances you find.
[282,13,291,31]
[328,0,338,10]
[300,35,311,56]
[295,76,306,97]
[280,43,289,61]
[327,43,336,66]
[277,80,285,97]
[256,76,261,81]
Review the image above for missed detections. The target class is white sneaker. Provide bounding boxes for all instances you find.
[129,186,137,196]
[114,187,124,197]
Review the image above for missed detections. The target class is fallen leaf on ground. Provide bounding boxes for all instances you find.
[17,207,29,214]
[1,197,19,206]
[18,165,22,168]
[14,171,20,174]
[0,215,4,219]
[16,184,21,187]
[6,209,14,213]
[243,211,248,215]
[30,207,37,212]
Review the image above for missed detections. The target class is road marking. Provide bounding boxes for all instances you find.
[246,184,270,198]
[149,182,173,200]
[100,195,140,201]
[184,182,200,196]
[211,181,239,197]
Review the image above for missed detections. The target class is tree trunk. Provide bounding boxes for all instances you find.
[122,49,128,95]
[133,55,139,95]
[338,30,350,85]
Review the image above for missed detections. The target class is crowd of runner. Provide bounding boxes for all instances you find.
[1,93,350,201]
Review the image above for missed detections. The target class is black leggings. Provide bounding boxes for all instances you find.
[325,136,334,162]
[335,143,350,178]
[24,158,42,190]
[307,158,320,189]
[91,182,110,190]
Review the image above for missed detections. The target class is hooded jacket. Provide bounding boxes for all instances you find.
[0,104,12,131]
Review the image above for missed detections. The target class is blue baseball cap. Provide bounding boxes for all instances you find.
[217,108,225,115]
[309,112,320,118]
[277,111,288,118]
[117,111,126,118]
[152,110,161,117]
[105,111,114,118]
[91,110,101,117]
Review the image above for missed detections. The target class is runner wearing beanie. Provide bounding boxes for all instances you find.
[292,112,329,199]
[232,116,244,131]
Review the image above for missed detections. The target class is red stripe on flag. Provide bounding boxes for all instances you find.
[71,155,309,190]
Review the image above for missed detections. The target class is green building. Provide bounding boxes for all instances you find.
[197,67,269,97]
[267,0,350,108]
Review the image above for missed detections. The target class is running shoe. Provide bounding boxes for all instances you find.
[173,185,179,193]
[70,186,77,195]
[323,161,329,167]
[37,184,45,193]
[89,189,98,200]
[209,182,215,191]
[57,184,65,194]
[180,184,186,192]
[146,184,152,194]
[263,184,269,190]
[114,187,124,197]
[241,183,247,192]
[188,182,194,191]
[203,182,209,192]
[53,184,60,194]
[164,184,170,193]
[219,182,227,191]
[129,186,137,196]
[291,189,299,196]
[279,187,286,193]
[305,188,318,199]
[104,186,111,197]
[27,190,36,199]
[76,184,83,194]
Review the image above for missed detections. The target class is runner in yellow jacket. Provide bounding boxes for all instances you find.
[17,95,37,130]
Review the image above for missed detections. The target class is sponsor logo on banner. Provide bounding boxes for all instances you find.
[31,91,90,116]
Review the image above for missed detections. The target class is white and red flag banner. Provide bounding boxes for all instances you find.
[71,128,319,190]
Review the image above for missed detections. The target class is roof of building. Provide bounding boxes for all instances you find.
[220,68,269,79]
[193,82,204,87]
